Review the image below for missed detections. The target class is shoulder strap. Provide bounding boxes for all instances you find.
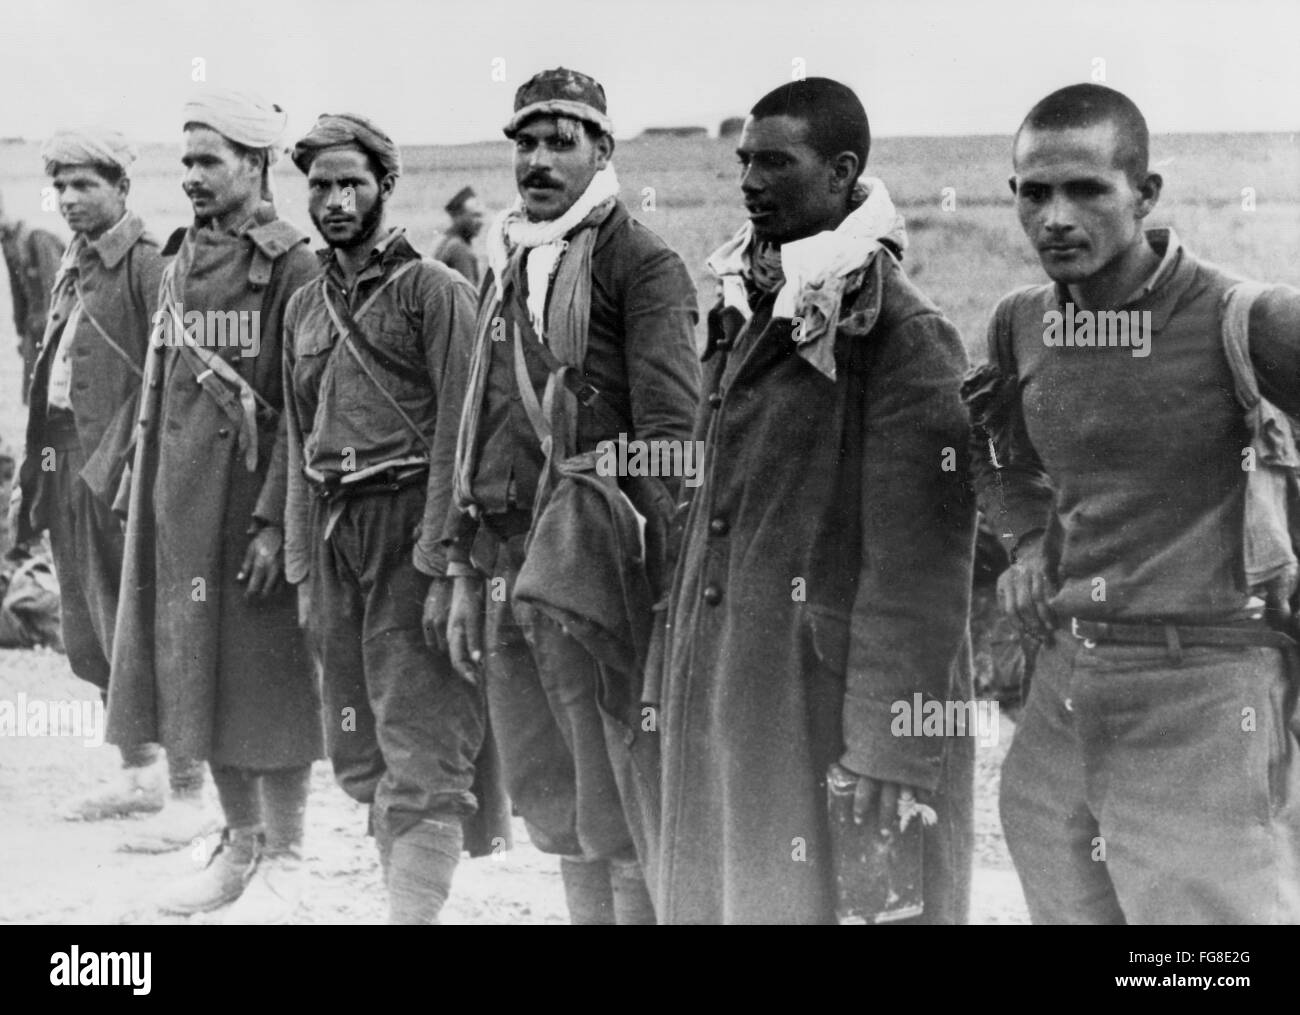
[160,261,273,471]
[1221,281,1272,412]
[510,312,630,436]
[71,278,144,379]
[319,261,431,452]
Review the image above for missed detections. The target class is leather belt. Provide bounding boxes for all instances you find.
[1070,616,1297,664]
[311,464,427,503]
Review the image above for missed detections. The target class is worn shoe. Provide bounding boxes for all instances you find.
[222,853,305,925]
[156,829,260,916]
[62,763,165,822]
[118,795,220,854]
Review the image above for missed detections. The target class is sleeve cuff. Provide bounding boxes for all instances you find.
[840,694,946,794]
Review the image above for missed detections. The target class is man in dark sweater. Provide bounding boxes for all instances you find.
[974,83,1300,923]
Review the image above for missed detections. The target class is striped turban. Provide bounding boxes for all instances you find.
[290,113,401,179]
[41,128,138,177]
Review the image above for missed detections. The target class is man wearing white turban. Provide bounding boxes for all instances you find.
[12,129,213,836]
[108,89,323,924]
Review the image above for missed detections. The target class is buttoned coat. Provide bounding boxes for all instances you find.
[656,250,976,924]
[107,206,323,768]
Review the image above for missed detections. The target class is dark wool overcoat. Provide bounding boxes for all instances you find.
[107,205,323,769]
[657,250,976,924]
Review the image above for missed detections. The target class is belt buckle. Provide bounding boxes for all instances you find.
[1070,617,1097,649]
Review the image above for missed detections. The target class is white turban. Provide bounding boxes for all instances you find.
[41,128,139,176]
[182,87,288,161]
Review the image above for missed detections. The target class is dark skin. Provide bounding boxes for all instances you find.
[181,125,285,599]
[426,116,614,683]
[1001,122,1164,636]
[293,146,397,629]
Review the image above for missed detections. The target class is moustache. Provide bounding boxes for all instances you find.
[521,173,560,191]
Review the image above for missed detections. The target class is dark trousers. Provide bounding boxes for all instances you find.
[1001,634,1300,924]
[312,485,485,840]
[484,531,653,870]
[46,436,122,691]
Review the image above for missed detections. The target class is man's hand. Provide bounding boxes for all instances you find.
[446,575,485,686]
[238,523,284,601]
[997,531,1056,638]
[422,577,453,654]
[827,761,927,835]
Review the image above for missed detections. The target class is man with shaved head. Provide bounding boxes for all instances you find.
[656,77,975,924]
[971,83,1300,923]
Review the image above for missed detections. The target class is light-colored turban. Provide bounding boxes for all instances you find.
[182,87,288,160]
[291,113,402,179]
[41,128,139,176]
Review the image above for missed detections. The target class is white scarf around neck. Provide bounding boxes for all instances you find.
[486,165,621,338]
[707,176,907,322]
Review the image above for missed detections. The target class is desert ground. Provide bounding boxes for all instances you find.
[0,129,1296,924]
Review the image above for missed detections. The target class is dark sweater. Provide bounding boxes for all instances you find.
[979,229,1300,623]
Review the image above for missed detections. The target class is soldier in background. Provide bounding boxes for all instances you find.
[432,186,484,286]
[0,189,64,404]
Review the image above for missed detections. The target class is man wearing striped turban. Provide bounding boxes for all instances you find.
[108,88,323,924]
[12,129,213,835]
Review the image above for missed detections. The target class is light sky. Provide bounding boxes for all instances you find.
[3,0,1297,144]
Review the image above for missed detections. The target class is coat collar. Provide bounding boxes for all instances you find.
[86,210,146,269]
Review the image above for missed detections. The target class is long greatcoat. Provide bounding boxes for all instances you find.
[107,205,323,769]
[657,250,976,924]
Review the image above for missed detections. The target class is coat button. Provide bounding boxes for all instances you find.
[707,392,723,410]
[217,427,230,438]
[702,584,723,606]
[709,516,729,536]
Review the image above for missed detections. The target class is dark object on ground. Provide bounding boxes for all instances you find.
[0,546,62,649]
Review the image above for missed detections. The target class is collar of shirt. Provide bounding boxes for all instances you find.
[322,226,416,289]
[84,210,144,270]
[1052,226,1190,332]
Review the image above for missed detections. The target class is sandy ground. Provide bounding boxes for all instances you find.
[0,644,1028,926]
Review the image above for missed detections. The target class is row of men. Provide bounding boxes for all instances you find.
[0,184,484,409]
[16,69,1300,925]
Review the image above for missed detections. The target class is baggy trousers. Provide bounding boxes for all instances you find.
[46,434,122,691]
[313,485,486,841]
[1001,633,1300,924]
[483,530,656,876]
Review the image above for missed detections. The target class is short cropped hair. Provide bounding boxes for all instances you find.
[1015,83,1150,185]
[750,77,871,181]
